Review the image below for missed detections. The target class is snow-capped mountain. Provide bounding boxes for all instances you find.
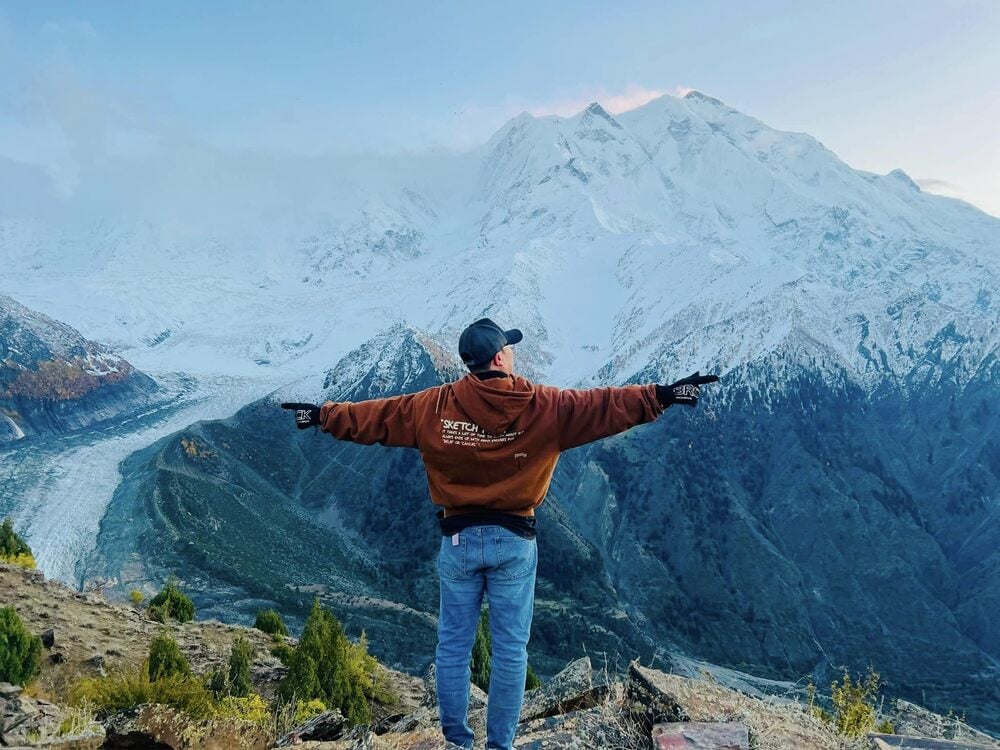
[1,91,995,393]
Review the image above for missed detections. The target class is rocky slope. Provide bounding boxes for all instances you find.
[3,563,999,749]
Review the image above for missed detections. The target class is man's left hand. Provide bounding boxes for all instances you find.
[656,371,720,408]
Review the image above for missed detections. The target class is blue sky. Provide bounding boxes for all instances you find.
[1,1,998,214]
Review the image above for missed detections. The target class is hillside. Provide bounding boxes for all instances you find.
[4,563,1000,749]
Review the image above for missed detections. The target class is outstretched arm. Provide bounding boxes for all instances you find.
[281,393,421,448]
[557,384,664,451]
[557,371,720,451]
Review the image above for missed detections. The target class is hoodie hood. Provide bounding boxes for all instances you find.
[450,373,536,434]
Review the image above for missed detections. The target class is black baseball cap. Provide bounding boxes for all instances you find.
[458,318,523,367]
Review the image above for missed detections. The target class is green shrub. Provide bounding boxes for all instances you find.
[831,667,881,739]
[205,666,229,701]
[254,609,288,637]
[0,606,42,686]
[71,666,213,719]
[294,698,327,723]
[525,664,542,690]
[278,599,387,725]
[148,633,190,682]
[129,590,145,607]
[0,518,36,570]
[228,634,254,698]
[270,642,293,665]
[215,693,269,724]
[147,577,195,623]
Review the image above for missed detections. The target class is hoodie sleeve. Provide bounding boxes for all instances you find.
[319,393,421,448]
[557,384,665,451]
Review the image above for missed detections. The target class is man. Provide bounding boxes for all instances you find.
[282,318,718,750]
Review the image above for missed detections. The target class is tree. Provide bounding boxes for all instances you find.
[278,599,372,724]
[471,609,492,692]
[471,607,541,692]
[148,632,190,682]
[254,608,288,637]
[0,606,42,686]
[228,634,254,698]
[147,577,195,623]
[0,518,36,570]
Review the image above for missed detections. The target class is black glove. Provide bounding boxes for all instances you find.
[280,402,322,429]
[656,371,720,408]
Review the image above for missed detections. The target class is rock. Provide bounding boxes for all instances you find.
[104,704,272,749]
[421,664,486,710]
[868,734,1000,749]
[50,651,67,664]
[384,706,438,734]
[518,657,608,723]
[86,654,105,670]
[0,682,22,699]
[625,662,690,735]
[0,690,67,747]
[653,721,749,749]
[103,707,176,749]
[40,627,55,648]
[274,709,348,746]
[515,706,637,749]
[888,701,1000,747]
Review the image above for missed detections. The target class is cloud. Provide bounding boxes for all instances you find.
[915,177,959,194]
[527,84,687,118]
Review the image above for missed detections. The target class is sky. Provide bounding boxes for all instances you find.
[1,1,998,216]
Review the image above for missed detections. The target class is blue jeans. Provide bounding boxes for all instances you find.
[436,525,537,750]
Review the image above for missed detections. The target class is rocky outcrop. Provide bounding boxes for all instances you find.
[0,681,104,748]
[868,735,1000,749]
[102,704,272,749]
[0,294,157,441]
[887,701,1000,748]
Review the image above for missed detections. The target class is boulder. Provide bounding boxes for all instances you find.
[103,704,271,749]
[0,682,22,699]
[887,701,1000,747]
[653,721,749,749]
[868,734,1000,749]
[514,706,636,749]
[40,627,55,648]
[0,690,66,747]
[385,706,439,734]
[420,664,487,710]
[625,661,690,735]
[274,709,348,746]
[518,657,608,723]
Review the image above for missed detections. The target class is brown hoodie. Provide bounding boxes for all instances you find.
[318,373,665,517]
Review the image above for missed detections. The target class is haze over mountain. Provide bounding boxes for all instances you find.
[1,91,997,730]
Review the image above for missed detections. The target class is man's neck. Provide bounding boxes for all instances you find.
[474,370,509,380]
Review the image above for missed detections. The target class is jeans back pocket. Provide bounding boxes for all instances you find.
[438,534,468,580]
[494,534,537,580]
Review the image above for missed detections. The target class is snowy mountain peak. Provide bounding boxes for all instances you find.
[1,93,996,396]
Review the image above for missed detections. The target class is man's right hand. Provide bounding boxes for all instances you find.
[280,402,322,429]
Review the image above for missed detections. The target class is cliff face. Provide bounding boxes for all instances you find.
[0,294,157,441]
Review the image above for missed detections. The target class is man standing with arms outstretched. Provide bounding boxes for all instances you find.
[282,317,719,750]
